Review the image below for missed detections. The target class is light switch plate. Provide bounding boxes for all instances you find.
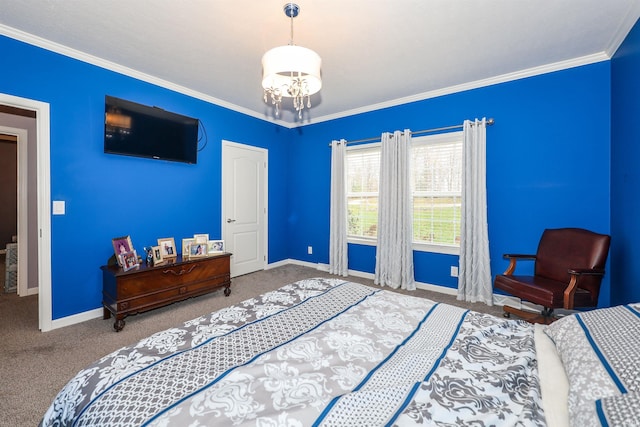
[52,200,65,215]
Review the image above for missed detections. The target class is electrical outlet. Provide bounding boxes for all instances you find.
[307,246,313,255]
[450,266,459,277]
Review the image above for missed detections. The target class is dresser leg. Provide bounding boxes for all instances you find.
[114,318,126,332]
[224,285,231,296]
[103,307,111,320]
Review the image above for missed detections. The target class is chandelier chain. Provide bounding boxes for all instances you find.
[289,8,294,45]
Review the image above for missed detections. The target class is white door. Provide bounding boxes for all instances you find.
[222,141,267,277]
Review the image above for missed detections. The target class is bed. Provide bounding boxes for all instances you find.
[40,277,640,426]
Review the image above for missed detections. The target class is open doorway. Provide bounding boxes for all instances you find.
[0,128,24,295]
[0,134,17,253]
[0,94,52,331]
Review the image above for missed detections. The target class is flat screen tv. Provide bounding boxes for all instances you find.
[104,95,199,164]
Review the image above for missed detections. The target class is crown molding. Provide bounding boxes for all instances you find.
[0,23,611,130]
[305,52,610,127]
[0,24,278,124]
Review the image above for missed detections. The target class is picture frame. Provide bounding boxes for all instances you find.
[151,245,164,266]
[193,233,209,244]
[119,250,139,271]
[182,238,195,260]
[157,237,177,259]
[208,239,224,254]
[112,235,134,266]
[189,242,208,258]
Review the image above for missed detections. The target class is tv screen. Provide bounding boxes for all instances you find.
[104,96,199,164]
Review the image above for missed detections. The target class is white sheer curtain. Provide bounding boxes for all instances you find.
[375,130,415,290]
[457,118,492,304]
[329,139,348,276]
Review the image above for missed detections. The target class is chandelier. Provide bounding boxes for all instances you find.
[262,3,322,119]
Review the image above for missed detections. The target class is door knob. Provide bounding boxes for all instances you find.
[226,219,236,223]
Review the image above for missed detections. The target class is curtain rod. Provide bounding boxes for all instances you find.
[328,118,495,147]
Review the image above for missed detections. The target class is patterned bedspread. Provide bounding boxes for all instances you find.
[41,278,545,426]
[544,302,640,427]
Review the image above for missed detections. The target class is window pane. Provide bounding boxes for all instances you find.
[411,139,462,245]
[347,196,378,237]
[346,147,380,238]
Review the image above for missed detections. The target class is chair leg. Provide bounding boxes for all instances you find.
[502,305,556,324]
[541,307,555,318]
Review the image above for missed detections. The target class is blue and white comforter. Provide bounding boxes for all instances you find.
[41,278,545,426]
[544,303,640,427]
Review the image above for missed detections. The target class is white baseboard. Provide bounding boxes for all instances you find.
[299,261,460,296]
[493,294,523,308]
[415,281,458,296]
[494,295,576,317]
[49,259,315,331]
[50,307,103,331]
[494,294,541,311]
[265,258,293,270]
[22,286,39,296]
[48,258,540,331]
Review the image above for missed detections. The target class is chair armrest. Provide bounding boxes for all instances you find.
[567,268,605,276]
[502,254,536,275]
[503,254,537,259]
[563,268,606,309]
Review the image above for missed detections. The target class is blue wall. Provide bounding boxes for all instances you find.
[0,36,292,319]
[288,64,612,305]
[611,18,640,305]
[1,28,625,321]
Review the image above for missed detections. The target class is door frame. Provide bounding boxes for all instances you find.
[221,140,268,276]
[0,93,52,331]
[0,125,29,295]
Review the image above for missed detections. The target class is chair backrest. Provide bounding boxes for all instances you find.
[535,228,611,304]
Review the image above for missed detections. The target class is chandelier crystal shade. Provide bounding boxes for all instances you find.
[262,3,322,119]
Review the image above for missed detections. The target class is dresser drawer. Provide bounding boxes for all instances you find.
[117,279,224,311]
[118,257,228,293]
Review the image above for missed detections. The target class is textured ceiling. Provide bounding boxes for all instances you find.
[1,1,639,127]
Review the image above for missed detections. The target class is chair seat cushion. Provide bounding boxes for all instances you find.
[494,274,592,308]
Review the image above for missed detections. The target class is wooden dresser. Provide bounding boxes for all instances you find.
[101,253,231,331]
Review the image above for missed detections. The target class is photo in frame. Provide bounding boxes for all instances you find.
[193,233,209,244]
[182,238,195,260]
[112,235,134,266]
[189,242,208,258]
[151,245,164,266]
[208,240,224,254]
[119,250,139,271]
[157,237,177,259]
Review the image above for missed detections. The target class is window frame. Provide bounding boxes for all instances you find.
[345,131,463,256]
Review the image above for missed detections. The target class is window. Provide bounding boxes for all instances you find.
[411,133,462,247]
[346,145,380,238]
[345,132,463,253]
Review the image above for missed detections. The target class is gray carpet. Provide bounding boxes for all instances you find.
[0,264,503,426]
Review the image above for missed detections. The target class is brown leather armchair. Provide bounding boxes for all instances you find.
[494,228,610,324]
